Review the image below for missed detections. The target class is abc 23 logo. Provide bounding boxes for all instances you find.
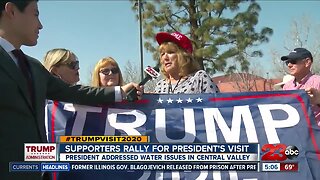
[261,144,299,161]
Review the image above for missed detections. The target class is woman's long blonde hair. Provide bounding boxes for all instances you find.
[91,57,124,87]
[43,48,76,73]
[159,42,200,79]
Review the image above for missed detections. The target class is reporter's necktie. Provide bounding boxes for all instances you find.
[12,49,35,107]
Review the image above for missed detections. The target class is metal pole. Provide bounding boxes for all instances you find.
[138,0,144,81]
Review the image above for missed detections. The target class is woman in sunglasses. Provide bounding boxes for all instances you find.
[43,48,80,85]
[42,48,82,144]
[91,57,124,87]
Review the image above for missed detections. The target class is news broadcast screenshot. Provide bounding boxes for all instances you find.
[9,92,320,180]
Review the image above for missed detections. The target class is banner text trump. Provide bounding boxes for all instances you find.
[64,102,301,144]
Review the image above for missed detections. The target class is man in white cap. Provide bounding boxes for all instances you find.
[281,47,320,126]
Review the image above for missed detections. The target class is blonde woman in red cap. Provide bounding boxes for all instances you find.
[154,31,219,94]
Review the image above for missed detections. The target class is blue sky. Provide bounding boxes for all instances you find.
[22,1,320,84]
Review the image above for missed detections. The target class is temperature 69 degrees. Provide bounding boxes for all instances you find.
[280,162,298,172]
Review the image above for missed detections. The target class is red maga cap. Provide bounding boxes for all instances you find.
[156,31,193,54]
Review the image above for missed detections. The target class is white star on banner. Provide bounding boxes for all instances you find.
[176,98,183,103]
[196,97,203,103]
[167,98,173,103]
[186,98,193,103]
[157,98,163,104]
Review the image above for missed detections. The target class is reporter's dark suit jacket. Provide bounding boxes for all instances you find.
[0,47,116,180]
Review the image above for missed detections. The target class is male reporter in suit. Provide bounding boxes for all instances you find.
[0,1,143,179]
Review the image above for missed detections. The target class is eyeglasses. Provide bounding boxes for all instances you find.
[100,68,119,75]
[62,61,79,70]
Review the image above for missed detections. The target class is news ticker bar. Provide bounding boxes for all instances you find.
[262,162,298,172]
[59,143,259,153]
[59,136,149,143]
[59,153,258,162]
[58,144,259,162]
[9,162,259,172]
[25,143,260,162]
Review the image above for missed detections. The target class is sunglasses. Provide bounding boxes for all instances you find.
[62,61,79,70]
[285,58,306,66]
[100,68,119,75]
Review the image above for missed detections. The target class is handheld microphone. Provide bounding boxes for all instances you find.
[126,65,160,102]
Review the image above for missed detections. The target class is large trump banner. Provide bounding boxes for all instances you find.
[46,90,320,180]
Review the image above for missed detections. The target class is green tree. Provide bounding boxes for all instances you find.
[131,0,273,74]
